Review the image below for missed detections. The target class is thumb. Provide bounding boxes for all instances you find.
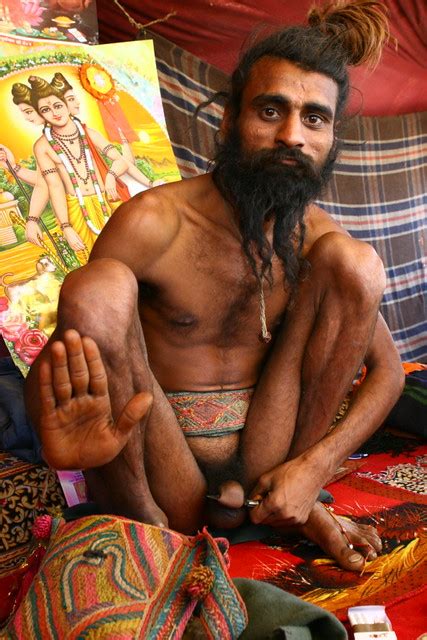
[249,474,270,502]
[248,479,271,524]
[116,391,153,436]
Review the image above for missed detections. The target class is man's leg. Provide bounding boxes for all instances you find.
[25,258,207,533]
[241,233,388,484]
[230,234,392,569]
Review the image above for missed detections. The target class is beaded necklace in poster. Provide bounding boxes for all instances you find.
[44,119,109,235]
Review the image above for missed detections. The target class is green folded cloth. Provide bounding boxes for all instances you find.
[234,578,347,640]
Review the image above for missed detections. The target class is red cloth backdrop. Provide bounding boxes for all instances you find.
[97,0,427,117]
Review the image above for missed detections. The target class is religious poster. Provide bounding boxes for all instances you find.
[0,39,181,374]
[0,0,98,45]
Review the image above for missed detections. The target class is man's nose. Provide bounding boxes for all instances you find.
[275,114,305,148]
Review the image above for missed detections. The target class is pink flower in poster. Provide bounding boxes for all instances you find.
[0,296,9,312]
[1,313,27,342]
[14,328,48,365]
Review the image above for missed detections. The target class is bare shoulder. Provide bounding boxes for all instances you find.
[33,136,56,167]
[85,126,108,146]
[302,203,349,255]
[89,177,200,278]
[302,203,382,267]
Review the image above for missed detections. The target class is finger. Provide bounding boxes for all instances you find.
[116,391,153,437]
[39,357,56,412]
[50,340,72,403]
[63,330,89,396]
[249,495,274,525]
[248,479,271,523]
[249,487,293,526]
[250,500,274,524]
[81,335,108,397]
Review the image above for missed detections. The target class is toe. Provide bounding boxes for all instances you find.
[346,521,383,555]
[300,505,382,572]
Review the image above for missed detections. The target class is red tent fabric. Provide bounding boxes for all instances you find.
[97,0,427,116]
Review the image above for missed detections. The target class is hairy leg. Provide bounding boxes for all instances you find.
[240,233,386,487]
[25,258,206,532]
[215,234,393,569]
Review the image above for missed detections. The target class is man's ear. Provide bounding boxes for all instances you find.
[220,104,231,138]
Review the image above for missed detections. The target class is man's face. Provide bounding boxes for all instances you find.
[64,89,80,116]
[236,56,338,171]
[38,95,70,127]
[213,56,339,287]
[18,102,44,126]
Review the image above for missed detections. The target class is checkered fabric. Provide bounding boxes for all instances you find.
[318,114,427,363]
[150,32,426,362]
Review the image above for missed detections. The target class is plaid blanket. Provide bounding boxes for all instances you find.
[318,114,427,363]
[150,32,426,362]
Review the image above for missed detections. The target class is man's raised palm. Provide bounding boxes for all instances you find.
[39,330,153,470]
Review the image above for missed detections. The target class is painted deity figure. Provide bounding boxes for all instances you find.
[1,83,50,248]
[50,73,162,195]
[27,75,135,263]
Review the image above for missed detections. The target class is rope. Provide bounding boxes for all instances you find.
[111,0,176,33]
[257,273,272,343]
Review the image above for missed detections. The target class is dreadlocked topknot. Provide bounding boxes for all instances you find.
[307,0,393,69]
[228,0,393,122]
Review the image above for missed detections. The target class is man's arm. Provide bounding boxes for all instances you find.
[26,169,50,247]
[249,314,403,526]
[301,313,404,468]
[0,145,37,186]
[243,208,405,526]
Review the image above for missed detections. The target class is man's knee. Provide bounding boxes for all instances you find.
[308,232,386,307]
[58,258,139,337]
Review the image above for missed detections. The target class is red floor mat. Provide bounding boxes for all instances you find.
[228,444,427,639]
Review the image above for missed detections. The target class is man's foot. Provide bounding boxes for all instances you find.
[84,467,168,528]
[298,501,382,571]
[205,480,381,570]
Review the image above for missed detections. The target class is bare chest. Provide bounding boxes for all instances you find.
[139,233,289,347]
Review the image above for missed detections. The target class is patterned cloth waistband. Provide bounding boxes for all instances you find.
[166,388,255,437]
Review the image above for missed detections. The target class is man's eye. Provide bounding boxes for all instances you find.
[262,107,279,119]
[305,114,324,126]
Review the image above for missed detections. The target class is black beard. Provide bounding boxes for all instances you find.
[212,128,337,287]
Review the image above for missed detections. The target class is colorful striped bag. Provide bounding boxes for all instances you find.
[1,514,248,639]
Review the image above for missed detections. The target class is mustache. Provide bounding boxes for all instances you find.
[246,146,318,174]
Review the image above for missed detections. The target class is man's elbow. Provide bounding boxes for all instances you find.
[392,361,406,399]
[381,348,406,406]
